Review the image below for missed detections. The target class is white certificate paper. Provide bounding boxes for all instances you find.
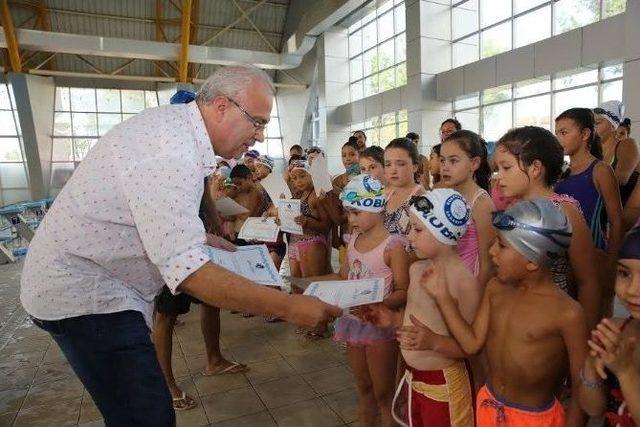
[205,244,284,287]
[214,197,249,216]
[261,172,292,204]
[303,278,385,309]
[238,217,280,242]
[277,199,303,235]
[309,154,333,196]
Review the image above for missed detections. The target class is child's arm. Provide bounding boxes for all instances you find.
[397,314,468,358]
[561,202,602,330]
[560,301,589,427]
[612,137,640,186]
[593,163,623,279]
[296,194,332,234]
[382,243,410,310]
[424,268,495,355]
[578,356,608,417]
[472,196,496,288]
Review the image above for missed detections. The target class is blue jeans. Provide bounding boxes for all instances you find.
[31,310,175,427]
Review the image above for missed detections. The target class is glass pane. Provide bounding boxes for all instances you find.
[363,22,377,51]
[483,102,512,142]
[379,67,396,92]
[514,6,551,48]
[73,138,97,161]
[349,30,363,57]
[69,88,96,112]
[456,109,480,135]
[0,84,11,109]
[0,138,23,162]
[601,80,623,103]
[453,34,479,67]
[362,8,376,25]
[363,48,378,76]
[396,63,407,86]
[483,84,512,104]
[452,0,479,39]
[395,33,406,63]
[398,109,408,122]
[454,93,480,110]
[554,0,599,35]
[54,87,70,111]
[481,0,511,27]
[601,63,623,80]
[369,128,380,147]
[145,91,159,108]
[12,111,20,135]
[98,113,122,136]
[515,77,551,98]
[603,0,626,17]
[351,82,363,101]
[122,113,136,121]
[54,112,72,136]
[72,113,98,136]
[553,67,598,90]
[51,138,74,162]
[350,57,363,81]
[0,163,28,188]
[266,118,280,139]
[0,111,17,135]
[378,39,394,70]
[394,4,406,33]
[364,74,380,97]
[96,89,121,112]
[553,85,598,117]
[378,0,393,16]
[50,162,75,188]
[381,124,397,142]
[348,19,362,34]
[2,189,30,205]
[266,139,284,159]
[515,94,551,129]
[378,10,394,42]
[481,22,511,58]
[121,90,145,113]
[514,0,547,14]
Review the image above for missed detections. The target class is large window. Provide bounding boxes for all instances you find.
[452,0,627,67]
[349,0,407,101]
[351,110,408,147]
[0,83,30,206]
[453,62,623,141]
[51,87,159,194]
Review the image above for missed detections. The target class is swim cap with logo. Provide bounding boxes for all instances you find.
[409,189,470,245]
[340,174,386,213]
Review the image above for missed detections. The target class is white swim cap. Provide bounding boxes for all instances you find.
[409,189,470,245]
[340,174,386,213]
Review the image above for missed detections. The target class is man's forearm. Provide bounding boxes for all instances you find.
[179,262,291,318]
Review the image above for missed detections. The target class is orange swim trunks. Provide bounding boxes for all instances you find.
[476,384,565,427]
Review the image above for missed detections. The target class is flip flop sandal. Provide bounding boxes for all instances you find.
[172,392,197,411]
[201,361,249,376]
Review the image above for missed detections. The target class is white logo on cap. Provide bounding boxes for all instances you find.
[444,195,469,227]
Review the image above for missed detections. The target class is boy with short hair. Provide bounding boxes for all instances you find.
[226,165,268,237]
[424,199,588,427]
[289,144,304,158]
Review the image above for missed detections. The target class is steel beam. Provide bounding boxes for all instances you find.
[0,0,21,71]
[178,0,191,82]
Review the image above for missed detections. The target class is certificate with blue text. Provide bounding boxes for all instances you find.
[206,245,284,287]
[303,278,384,309]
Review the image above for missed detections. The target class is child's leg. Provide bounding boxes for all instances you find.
[299,241,329,277]
[269,251,283,271]
[347,346,378,426]
[365,341,399,427]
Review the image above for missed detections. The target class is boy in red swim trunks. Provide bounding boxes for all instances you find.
[424,199,589,426]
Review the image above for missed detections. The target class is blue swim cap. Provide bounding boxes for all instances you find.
[619,226,640,260]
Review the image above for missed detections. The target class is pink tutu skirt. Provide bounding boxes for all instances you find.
[333,315,395,346]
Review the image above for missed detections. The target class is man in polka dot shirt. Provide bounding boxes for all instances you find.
[20,65,341,427]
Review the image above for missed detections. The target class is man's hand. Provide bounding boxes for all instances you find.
[283,294,342,329]
[205,233,237,251]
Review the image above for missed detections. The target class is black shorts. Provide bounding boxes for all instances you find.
[155,286,201,316]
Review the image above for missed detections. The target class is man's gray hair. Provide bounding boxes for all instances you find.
[196,64,275,104]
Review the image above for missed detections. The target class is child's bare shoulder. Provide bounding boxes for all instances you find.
[409,259,432,276]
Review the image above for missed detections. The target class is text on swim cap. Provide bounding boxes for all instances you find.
[421,211,460,241]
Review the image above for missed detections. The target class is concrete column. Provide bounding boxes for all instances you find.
[404,0,453,152]
[623,0,640,127]
[7,73,55,199]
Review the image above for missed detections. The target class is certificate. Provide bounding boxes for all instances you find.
[205,244,284,287]
[238,217,280,242]
[309,154,333,196]
[214,197,248,216]
[277,199,303,235]
[303,278,385,309]
[261,172,292,204]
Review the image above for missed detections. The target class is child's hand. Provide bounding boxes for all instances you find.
[397,315,438,351]
[294,215,308,227]
[356,304,395,328]
[588,318,638,379]
[421,265,450,301]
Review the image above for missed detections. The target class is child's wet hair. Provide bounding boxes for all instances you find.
[343,139,360,152]
[497,126,564,187]
[385,137,419,165]
[555,108,602,160]
[443,130,491,190]
[361,146,385,165]
[230,164,253,179]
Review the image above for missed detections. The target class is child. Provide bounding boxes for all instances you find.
[428,144,444,189]
[493,126,601,329]
[359,146,386,184]
[227,165,269,237]
[287,160,332,277]
[310,174,410,427]
[253,155,274,182]
[425,198,588,427]
[580,226,640,426]
[289,144,304,158]
[384,138,426,238]
[362,189,480,427]
[333,139,361,191]
[440,130,496,286]
[555,108,623,315]
[242,149,260,173]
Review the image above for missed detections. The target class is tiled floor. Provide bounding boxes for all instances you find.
[0,260,359,427]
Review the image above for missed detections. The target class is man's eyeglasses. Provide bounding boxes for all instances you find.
[227,97,268,131]
[491,211,571,249]
[409,196,434,214]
